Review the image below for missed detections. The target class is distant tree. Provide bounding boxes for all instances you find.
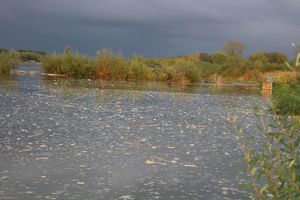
[265,52,288,64]
[223,40,245,57]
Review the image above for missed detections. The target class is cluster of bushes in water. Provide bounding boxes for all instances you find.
[41,47,293,84]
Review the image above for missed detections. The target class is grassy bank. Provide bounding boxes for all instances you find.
[41,48,294,85]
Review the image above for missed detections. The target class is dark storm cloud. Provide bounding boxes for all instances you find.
[0,0,299,57]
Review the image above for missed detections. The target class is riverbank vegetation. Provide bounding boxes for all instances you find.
[41,42,297,85]
[272,82,300,115]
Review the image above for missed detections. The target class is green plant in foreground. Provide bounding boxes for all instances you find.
[230,111,300,199]
[272,84,300,116]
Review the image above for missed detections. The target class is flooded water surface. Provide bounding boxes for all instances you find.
[0,64,267,199]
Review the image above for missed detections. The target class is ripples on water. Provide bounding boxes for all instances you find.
[0,64,267,199]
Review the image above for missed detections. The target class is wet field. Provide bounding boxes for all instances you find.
[0,64,268,199]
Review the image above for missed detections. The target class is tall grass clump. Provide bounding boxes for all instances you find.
[0,52,19,74]
[95,48,128,80]
[42,47,94,78]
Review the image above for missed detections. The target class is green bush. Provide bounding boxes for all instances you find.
[272,85,300,115]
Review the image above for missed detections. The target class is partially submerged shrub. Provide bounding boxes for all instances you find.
[42,49,94,78]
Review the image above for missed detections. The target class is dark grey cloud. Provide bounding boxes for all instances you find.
[0,0,299,57]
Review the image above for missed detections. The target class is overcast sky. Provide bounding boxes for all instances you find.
[0,0,299,57]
